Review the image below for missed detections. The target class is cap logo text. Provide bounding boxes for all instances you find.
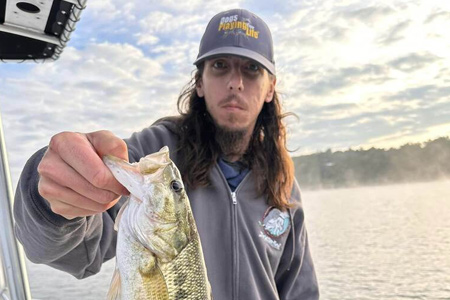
[218,14,259,39]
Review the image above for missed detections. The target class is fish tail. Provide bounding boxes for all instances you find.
[106,266,121,300]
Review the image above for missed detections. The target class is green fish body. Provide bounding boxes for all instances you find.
[104,146,212,300]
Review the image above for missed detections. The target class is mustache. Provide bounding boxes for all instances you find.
[218,94,247,109]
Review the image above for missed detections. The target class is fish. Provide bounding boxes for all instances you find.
[103,146,212,300]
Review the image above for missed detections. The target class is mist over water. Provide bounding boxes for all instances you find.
[25,180,450,300]
[294,137,450,191]
[303,180,450,300]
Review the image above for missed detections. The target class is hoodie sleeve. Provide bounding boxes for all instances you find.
[274,182,320,300]
[13,121,179,279]
[13,147,120,279]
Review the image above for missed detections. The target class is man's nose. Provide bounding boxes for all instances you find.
[227,67,244,91]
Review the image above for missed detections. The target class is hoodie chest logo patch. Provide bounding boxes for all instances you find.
[258,207,290,250]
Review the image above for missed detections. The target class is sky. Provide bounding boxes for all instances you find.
[0,0,449,185]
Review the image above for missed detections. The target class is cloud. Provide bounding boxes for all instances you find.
[424,10,450,24]
[305,64,389,96]
[388,52,441,72]
[288,99,449,154]
[74,0,243,46]
[338,5,395,24]
[387,85,450,104]
[138,11,205,40]
[379,20,411,45]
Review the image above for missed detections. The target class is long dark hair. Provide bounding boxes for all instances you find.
[175,64,295,209]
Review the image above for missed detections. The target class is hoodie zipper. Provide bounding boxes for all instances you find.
[231,192,237,205]
[215,164,251,300]
[231,190,238,300]
[229,177,251,300]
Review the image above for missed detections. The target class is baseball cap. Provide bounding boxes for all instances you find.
[194,9,276,75]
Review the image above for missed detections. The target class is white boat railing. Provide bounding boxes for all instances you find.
[0,110,31,300]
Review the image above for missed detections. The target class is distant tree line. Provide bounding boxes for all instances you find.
[293,136,450,190]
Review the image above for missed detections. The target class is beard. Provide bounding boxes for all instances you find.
[215,126,248,158]
[207,114,249,159]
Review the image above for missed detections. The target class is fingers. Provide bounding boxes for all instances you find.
[38,177,120,219]
[48,131,129,196]
[38,148,122,205]
[38,130,130,219]
[86,130,128,161]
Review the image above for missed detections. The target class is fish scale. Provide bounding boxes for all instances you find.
[162,234,210,299]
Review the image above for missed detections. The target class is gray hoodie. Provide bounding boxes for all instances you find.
[14,119,319,299]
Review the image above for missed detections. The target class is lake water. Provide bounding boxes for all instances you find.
[25,180,450,300]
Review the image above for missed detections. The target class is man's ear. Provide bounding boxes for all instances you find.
[265,75,276,103]
[196,78,204,97]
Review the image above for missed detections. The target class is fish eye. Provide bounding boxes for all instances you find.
[170,180,183,193]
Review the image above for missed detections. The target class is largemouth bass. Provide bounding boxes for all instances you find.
[103,146,212,300]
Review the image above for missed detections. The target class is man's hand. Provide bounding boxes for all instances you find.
[37,130,130,220]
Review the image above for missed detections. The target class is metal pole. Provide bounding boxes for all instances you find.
[0,109,31,300]
[0,249,11,300]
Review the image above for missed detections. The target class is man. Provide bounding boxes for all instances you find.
[14,8,319,299]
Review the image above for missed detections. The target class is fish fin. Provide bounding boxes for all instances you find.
[207,280,213,299]
[139,251,157,275]
[114,198,130,231]
[106,266,121,300]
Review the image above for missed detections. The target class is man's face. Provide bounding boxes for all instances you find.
[196,56,276,133]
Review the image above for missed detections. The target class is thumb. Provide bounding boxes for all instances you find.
[85,130,130,196]
[86,130,129,162]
